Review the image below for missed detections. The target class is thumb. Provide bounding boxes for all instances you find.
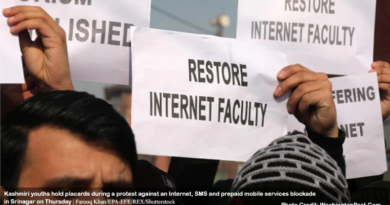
[18,30,33,54]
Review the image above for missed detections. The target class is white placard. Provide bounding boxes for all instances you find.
[132,27,290,162]
[0,0,24,84]
[236,0,376,75]
[16,0,151,85]
[288,73,387,179]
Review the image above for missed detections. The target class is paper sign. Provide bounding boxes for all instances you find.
[16,0,151,85]
[132,27,290,162]
[287,73,387,179]
[0,0,24,84]
[236,0,376,75]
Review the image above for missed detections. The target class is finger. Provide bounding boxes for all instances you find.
[297,89,332,116]
[377,74,390,83]
[7,10,56,26]
[18,30,33,53]
[274,71,328,97]
[6,76,39,93]
[287,80,332,114]
[7,10,65,38]
[10,18,57,37]
[370,61,390,74]
[11,19,59,53]
[2,8,12,17]
[379,83,390,91]
[3,6,43,17]
[372,61,390,69]
[277,64,309,80]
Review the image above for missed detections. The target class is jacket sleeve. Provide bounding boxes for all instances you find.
[306,128,346,177]
[305,128,385,195]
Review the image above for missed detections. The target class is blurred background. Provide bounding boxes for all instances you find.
[72,0,390,182]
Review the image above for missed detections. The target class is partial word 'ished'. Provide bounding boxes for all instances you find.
[48,18,133,47]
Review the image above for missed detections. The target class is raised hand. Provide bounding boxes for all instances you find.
[3,6,73,91]
[274,64,338,138]
[370,61,390,121]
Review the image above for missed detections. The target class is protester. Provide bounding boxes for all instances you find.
[1,6,138,200]
[231,132,350,204]
[169,65,350,204]
[226,66,349,204]
[0,7,175,205]
[1,91,137,195]
[229,63,390,204]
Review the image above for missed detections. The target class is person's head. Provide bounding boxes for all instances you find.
[231,133,350,204]
[1,91,137,191]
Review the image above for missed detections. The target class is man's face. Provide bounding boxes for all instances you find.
[17,126,133,189]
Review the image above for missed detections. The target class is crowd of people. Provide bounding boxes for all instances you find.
[1,6,390,205]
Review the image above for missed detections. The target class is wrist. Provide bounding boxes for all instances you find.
[308,123,339,138]
[324,123,339,138]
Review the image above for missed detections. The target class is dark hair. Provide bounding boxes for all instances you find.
[1,91,137,188]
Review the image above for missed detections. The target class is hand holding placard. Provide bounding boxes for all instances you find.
[1,6,74,118]
[370,61,390,121]
[275,65,338,138]
[15,0,151,85]
[287,73,387,179]
[3,6,73,91]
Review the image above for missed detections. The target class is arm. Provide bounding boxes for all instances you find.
[306,129,346,176]
[274,65,344,171]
